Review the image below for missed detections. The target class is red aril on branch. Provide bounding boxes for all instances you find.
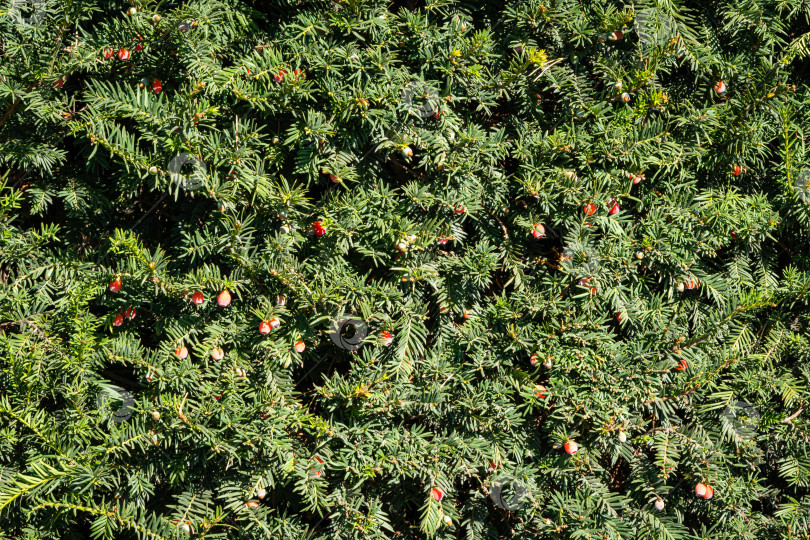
[380,331,394,346]
[118,48,130,61]
[714,81,727,94]
[609,203,620,215]
[113,314,124,327]
[695,483,707,497]
[109,278,122,292]
[259,321,271,334]
[211,348,224,360]
[531,223,545,238]
[583,203,596,215]
[175,345,188,359]
[430,486,445,501]
[564,441,578,455]
[217,290,231,307]
[311,455,324,477]
[192,291,204,305]
[294,340,306,353]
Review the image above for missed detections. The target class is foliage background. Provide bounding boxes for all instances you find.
[2,0,810,538]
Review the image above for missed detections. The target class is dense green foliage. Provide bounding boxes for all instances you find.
[3,0,810,538]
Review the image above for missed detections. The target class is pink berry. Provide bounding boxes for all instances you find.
[217,290,231,307]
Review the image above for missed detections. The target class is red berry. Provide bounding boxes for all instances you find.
[175,345,188,359]
[615,312,622,322]
[714,81,726,94]
[703,485,714,499]
[609,203,620,215]
[534,384,546,398]
[380,331,394,346]
[113,314,124,327]
[217,290,231,307]
[430,487,445,501]
[311,455,324,477]
[454,205,466,214]
[151,79,162,93]
[103,48,114,59]
[192,291,204,305]
[583,203,597,215]
[246,501,259,508]
[530,353,539,367]
[695,483,707,497]
[675,359,688,371]
[531,224,545,238]
[124,306,136,319]
[259,321,271,334]
[564,441,578,455]
[294,340,306,353]
[268,317,280,329]
[109,279,122,292]
[118,48,130,61]
[135,42,143,52]
[732,164,742,176]
[274,71,284,82]
[211,347,224,360]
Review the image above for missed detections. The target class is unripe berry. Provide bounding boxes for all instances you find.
[211,348,224,360]
[618,431,627,443]
[401,146,413,159]
[654,499,665,511]
[256,488,266,499]
[152,410,160,420]
[695,483,707,497]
